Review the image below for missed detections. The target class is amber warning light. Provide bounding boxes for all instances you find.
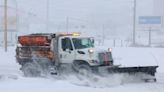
[58,32,81,36]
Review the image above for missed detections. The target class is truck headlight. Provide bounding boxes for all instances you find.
[108,48,112,52]
[88,49,94,53]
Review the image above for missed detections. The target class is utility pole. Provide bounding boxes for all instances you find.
[133,0,136,46]
[16,0,18,45]
[66,16,69,33]
[16,0,18,32]
[4,0,8,52]
[46,0,49,31]
[148,27,152,46]
[102,24,105,45]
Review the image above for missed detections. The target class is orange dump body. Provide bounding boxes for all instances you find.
[18,35,51,46]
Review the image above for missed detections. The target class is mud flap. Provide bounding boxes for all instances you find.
[49,66,58,75]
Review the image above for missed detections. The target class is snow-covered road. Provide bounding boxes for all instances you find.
[0,47,164,92]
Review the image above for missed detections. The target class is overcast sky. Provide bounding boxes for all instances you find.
[0,0,160,38]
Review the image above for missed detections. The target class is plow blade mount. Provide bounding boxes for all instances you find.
[108,66,158,76]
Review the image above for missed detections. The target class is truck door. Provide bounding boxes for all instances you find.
[59,37,75,63]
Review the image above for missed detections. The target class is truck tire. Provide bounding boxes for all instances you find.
[21,63,41,77]
[79,64,91,75]
[75,64,92,80]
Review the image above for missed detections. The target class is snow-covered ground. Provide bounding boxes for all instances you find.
[0,46,164,92]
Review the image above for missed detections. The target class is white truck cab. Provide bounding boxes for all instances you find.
[56,33,113,67]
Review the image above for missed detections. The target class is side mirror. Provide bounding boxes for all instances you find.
[91,38,94,47]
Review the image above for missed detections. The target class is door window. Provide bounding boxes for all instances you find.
[61,38,73,51]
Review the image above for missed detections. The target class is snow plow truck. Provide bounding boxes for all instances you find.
[16,32,158,82]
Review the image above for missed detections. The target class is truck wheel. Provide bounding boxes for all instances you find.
[21,63,41,77]
[77,64,92,80]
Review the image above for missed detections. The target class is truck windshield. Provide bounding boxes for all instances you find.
[72,38,94,49]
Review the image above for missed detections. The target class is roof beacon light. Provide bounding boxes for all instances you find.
[58,32,80,36]
[72,32,80,36]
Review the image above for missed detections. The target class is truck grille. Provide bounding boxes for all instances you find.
[98,52,113,65]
